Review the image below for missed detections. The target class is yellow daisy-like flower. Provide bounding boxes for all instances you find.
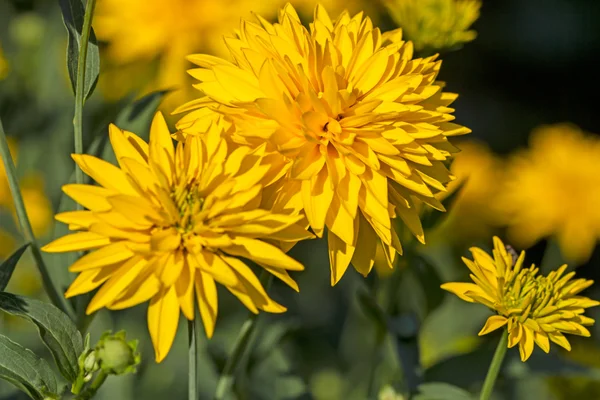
[499,123,600,264]
[383,0,481,53]
[442,237,599,362]
[42,112,309,362]
[176,4,470,285]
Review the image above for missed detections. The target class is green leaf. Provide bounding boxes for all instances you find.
[0,334,61,400]
[114,90,170,133]
[0,293,84,383]
[58,0,100,100]
[414,382,474,400]
[0,243,29,292]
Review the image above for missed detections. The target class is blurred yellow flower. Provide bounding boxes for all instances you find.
[442,237,599,362]
[0,44,8,80]
[432,141,505,242]
[95,0,281,109]
[0,230,16,259]
[177,4,470,285]
[0,139,53,238]
[499,124,600,263]
[42,112,309,362]
[383,0,481,53]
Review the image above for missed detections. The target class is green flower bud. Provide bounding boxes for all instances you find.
[95,331,141,376]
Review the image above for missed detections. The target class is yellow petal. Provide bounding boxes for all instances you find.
[195,271,218,338]
[440,282,480,303]
[519,327,535,361]
[55,210,98,230]
[226,237,304,271]
[71,154,137,196]
[149,112,175,185]
[86,257,147,313]
[109,124,147,165]
[62,184,112,212]
[351,215,378,276]
[533,331,550,353]
[65,265,120,298]
[148,286,180,363]
[328,231,355,286]
[107,268,160,310]
[302,168,334,237]
[193,251,238,287]
[478,315,508,336]
[42,232,111,253]
[69,241,134,272]
[176,258,195,320]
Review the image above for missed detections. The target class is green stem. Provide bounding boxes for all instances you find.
[214,272,272,400]
[73,0,97,193]
[188,317,197,400]
[75,370,107,400]
[0,118,73,318]
[480,329,509,400]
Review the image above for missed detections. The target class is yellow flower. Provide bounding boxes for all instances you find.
[383,0,481,52]
[176,4,470,285]
[42,112,309,362]
[432,141,505,242]
[442,237,599,362]
[94,0,276,109]
[0,44,8,80]
[499,124,600,263]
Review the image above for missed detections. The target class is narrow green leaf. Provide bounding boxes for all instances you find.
[0,293,84,383]
[414,382,474,400]
[0,334,61,400]
[114,90,170,133]
[58,0,100,100]
[0,243,30,292]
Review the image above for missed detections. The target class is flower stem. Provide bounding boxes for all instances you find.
[75,370,107,400]
[188,317,198,400]
[73,0,97,192]
[214,272,272,400]
[0,118,73,318]
[480,329,509,400]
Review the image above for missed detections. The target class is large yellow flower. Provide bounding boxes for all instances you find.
[383,0,481,53]
[442,237,599,362]
[498,124,600,263]
[176,4,470,285]
[42,112,309,362]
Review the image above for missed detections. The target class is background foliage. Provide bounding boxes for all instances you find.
[2,0,600,399]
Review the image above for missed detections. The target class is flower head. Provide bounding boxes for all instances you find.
[498,124,600,263]
[383,0,481,53]
[442,237,599,361]
[176,4,470,285]
[42,112,309,362]
[94,0,272,108]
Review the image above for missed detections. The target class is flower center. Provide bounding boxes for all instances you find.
[171,183,203,233]
[502,269,555,318]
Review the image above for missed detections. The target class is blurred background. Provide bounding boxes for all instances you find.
[2,0,600,399]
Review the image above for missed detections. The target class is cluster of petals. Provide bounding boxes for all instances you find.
[176,3,470,284]
[442,237,599,361]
